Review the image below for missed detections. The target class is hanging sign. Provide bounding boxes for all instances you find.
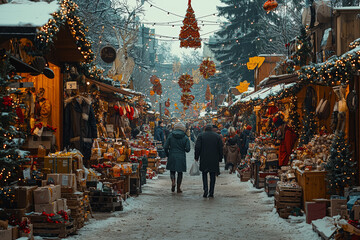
[100,46,117,63]
[247,56,266,70]
[66,81,77,90]
[235,80,250,93]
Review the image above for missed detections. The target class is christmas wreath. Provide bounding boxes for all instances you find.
[180,93,195,109]
[199,59,216,79]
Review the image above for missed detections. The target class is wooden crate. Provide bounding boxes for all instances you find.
[28,215,76,238]
[296,169,327,211]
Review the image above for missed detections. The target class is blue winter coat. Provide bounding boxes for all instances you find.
[164,130,191,172]
[154,126,164,143]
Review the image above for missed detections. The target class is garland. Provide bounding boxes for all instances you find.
[35,0,94,62]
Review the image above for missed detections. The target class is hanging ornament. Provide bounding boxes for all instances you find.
[192,68,201,84]
[174,103,178,107]
[150,75,162,95]
[263,0,278,12]
[205,84,212,101]
[173,61,181,74]
[180,93,195,110]
[199,59,216,79]
[165,98,170,107]
[178,74,194,93]
[179,0,201,48]
[150,90,155,96]
[165,108,170,116]
[150,75,160,85]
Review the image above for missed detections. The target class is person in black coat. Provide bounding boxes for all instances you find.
[154,121,165,144]
[195,125,223,198]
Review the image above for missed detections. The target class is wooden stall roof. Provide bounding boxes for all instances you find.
[87,78,143,97]
[258,74,299,89]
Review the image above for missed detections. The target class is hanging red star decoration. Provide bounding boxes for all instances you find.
[179,0,201,48]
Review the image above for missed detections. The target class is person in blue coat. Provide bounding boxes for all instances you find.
[164,122,190,193]
[154,121,165,144]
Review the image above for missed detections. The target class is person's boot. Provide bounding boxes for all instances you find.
[177,175,183,193]
[171,178,176,192]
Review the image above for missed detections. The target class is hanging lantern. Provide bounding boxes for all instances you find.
[199,59,216,79]
[179,0,201,48]
[263,0,278,12]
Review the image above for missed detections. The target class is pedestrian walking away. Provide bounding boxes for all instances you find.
[223,127,241,174]
[195,125,223,198]
[164,122,191,193]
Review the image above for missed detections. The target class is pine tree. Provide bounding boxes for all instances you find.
[299,109,317,146]
[207,0,304,91]
[291,26,312,67]
[325,132,356,196]
[289,96,301,134]
[179,0,201,48]
[0,53,27,205]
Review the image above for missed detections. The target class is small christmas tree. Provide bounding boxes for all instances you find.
[325,132,356,196]
[299,109,317,146]
[0,52,27,204]
[291,26,312,67]
[179,0,201,48]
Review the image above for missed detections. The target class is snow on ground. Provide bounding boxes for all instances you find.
[64,148,321,240]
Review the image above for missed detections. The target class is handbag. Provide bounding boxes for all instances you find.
[189,161,200,176]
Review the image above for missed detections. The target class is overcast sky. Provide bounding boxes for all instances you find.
[129,0,225,57]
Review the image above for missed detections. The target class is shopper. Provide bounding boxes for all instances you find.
[154,121,165,145]
[239,125,252,159]
[164,122,191,193]
[195,125,223,198]
[223,127,241,174]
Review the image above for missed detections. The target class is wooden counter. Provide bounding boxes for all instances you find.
[295,169,328,210]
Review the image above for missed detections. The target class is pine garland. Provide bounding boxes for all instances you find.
[299,109,317,147]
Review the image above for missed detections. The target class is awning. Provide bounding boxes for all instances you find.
[233,82,297,105]
[87,79,143,97]
[258,74,298,89]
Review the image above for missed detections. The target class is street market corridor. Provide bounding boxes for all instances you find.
[68,148,320,240]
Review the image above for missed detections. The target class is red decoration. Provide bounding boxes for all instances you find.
[165,98,170,107]
[179,0,201,48]
[150,75,162,95]
[199,59,216,79]
[165,108,170,116]
[180,93,195,110]
[178,74,194,92]
[2,96,12,107]
[263,0,278,11]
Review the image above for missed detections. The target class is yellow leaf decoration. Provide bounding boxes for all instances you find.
[247,56,265,70]
[235,80,250,93]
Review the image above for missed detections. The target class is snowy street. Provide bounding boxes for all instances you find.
[68,148,320,240]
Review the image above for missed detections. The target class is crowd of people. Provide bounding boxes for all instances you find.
[147,119,254,198]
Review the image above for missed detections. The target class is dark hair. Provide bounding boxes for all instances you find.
[205,125,213,131]
[158,121,162,125]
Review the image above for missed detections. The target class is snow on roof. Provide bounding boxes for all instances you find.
[231,82,296,105]
[0,0,60,27]
[334,6,360,10]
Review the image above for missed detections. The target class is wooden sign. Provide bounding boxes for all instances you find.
[100,46,117,63]
[66,81,77,90]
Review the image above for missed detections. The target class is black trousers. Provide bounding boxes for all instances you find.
[170,171,183,185]
[202,171,216,195]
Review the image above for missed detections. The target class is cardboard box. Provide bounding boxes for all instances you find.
[56,198,68,211]
[10,226,18,240]
[330,198,347,216]
[60,174,76,189]
[44,156,73,173]
[306,202,327,224]
[46,174,61,185]
[353,205,360,220]
[14,186,38,209]
[0,228,12,240]
[4,208,28,220]
[33,185,61,204]
[35,201,57,214]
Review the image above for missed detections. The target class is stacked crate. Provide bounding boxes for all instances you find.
[28,214,76,238]
[274,183,302,218]
[61,190,86,230]
[89,190,123,212]
[265,176,280,197]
